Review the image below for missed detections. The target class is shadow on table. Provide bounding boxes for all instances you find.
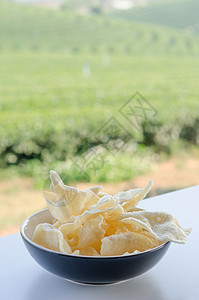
[25,272,167,300]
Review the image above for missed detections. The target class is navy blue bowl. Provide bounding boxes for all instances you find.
[20,209,170,285]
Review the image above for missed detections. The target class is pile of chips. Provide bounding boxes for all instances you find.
[33,171,191,256]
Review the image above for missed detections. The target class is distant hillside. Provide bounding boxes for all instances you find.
[0,1,199,55]
[13,0,163,11]
[60,0,162,12]
[114,0,199,33]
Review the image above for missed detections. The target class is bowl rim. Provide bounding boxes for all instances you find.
[20,208,170,259]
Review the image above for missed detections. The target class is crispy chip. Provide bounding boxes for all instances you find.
[98,192,110,198]
[87,186,104,195]
[141,230,162,247]
[59,220,82,246]
[114,180,153,212]
[122,250,140,256]
[72,250,80,255]
[119,211,191,244]
[52,220,62,229]
[67,236,79,248]
[89,194,115,210]
[104,219,142,237]
[79,247,99,256]
[78,215,105,252]
[46,197,74,223]
[50,171,99,216]
[72,194,121,225]
[104,204,124,221]
[33,223,72,254]
[101,232,157,256]
[128,207,145,213]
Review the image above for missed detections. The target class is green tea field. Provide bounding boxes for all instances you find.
[0,0,199,234]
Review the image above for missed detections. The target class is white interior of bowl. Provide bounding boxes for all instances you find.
[23,209,53,240]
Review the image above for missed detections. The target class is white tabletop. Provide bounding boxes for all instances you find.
[1,186,198,300]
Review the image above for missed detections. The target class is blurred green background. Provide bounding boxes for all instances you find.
[0,0,199,234]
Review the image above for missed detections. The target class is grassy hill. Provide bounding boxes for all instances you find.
[0,1,199,55]
[114,0,199,33]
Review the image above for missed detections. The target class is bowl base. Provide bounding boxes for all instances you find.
[65,278,129,286]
